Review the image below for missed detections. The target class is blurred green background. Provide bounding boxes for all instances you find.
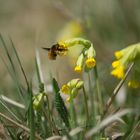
[0,0,140,96]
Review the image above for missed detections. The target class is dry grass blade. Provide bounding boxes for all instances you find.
[46,135,62,140]
[69,127,83,136]
[0,112,43,140]
[85,109,133,138]
[103,63,134,116]
[1,95,25,109]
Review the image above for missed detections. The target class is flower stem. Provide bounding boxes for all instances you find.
[82,86,89,126]
[87,73,94,113]
[88,72,97,127]
[94,65,103,116]
[70,99,77,128]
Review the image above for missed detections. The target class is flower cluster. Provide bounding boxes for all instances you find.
[74,45,96,73]
[61,79,84,102]
[56,38,96,73]
[111,43,140,88]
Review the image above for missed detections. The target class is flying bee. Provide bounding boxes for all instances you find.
[42,43,68,60]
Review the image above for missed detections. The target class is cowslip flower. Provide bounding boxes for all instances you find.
[111,65,125,79]
[111,43,140,88]
[85,45,96,69]
[74,53,84,73]
[74,41,96,72]
[47,38,96,72]
[57,41,69,56]
[85,57,96,68]
[61,79,84,102]
[115,51,123,59]
[74,66,82,73]
[112,60,120,68]
[61,84,70,94]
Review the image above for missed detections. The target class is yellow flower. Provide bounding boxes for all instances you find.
[111,43,140,84]
[57,41,68,56]
[85,57,96,68]
[61,79,84,102]
[112,60,120,68]
[74,66,82,73]
[128,80,140,88]
[58,41,67,49]
[111,66,125,79]
[115,51,122,59]
[61,85,70,94]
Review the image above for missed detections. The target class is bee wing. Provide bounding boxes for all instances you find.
[42,47,51,51]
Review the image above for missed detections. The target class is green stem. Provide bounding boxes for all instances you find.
[94,65,103,116]
[88,72,97,126]
[70,99,77,128]
[65,38,92,49]
[82,86,89,126]
[87,73,94,114]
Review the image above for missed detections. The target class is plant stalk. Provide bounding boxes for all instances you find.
[94,65,103,116]
[82,86,89,126]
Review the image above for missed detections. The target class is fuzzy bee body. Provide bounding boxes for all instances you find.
[43,43,68,60]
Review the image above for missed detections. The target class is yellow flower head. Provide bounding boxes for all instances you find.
[111,43,140,84]
[61,84,70,94]
[111,65,125,79]
[57,41,68,56]
[58,41,67,49]
[61,79,84,102]
[74,66,82,73]
[112,60,120,68]
[128,80,140,88]
[74,53,84,73]
[86,57,96,68]
[115,51,123,59]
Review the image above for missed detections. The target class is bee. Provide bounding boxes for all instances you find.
[42,43,68,60]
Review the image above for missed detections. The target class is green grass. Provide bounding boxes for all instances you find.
[0,35,140,140]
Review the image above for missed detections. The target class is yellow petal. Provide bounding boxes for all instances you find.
[85,58,96,68]
[61,85,70,94]
[112,60,120,68]
[58,41,67,49]
[115,51,122,59]
[74,66,82,73]
[111,66,125,79]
